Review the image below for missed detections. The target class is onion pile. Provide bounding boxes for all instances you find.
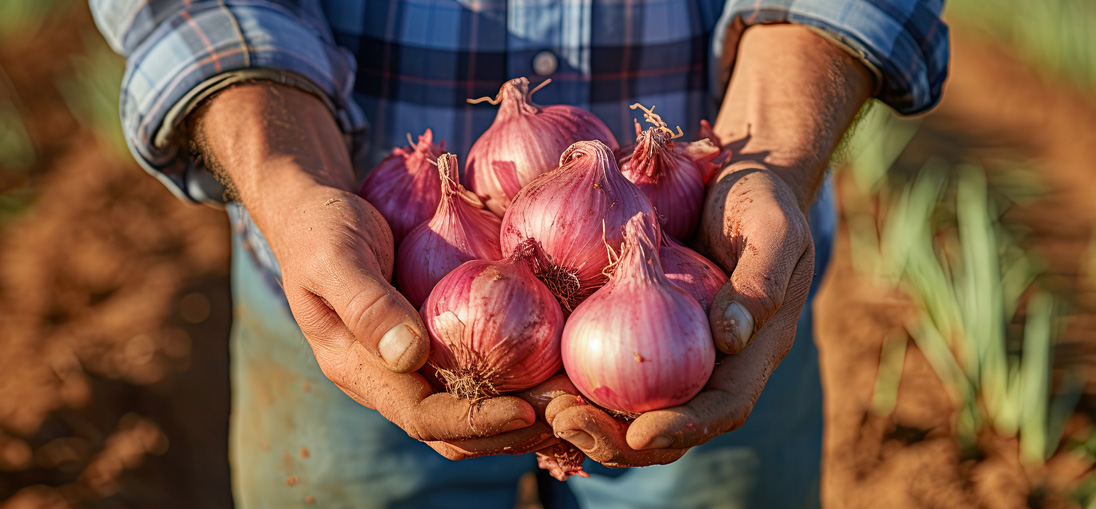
[357,129,446,244]
[371,81,736,477]
[396,153,502,307]
[500,140,656,310]
[617,104,720,240]
[465,78,620,216]
[561,213,715,414]
[420,239,564,397]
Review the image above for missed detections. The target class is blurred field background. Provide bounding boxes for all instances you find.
[1,2,1094,508]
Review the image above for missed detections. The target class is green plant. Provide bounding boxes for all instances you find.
[0,0,65,40]
[0,68,35,173]
[947,0,1096,94]
[56,31,127,157]
[845,104,1078,466]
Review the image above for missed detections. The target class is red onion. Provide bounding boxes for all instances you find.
[465,77,620,216]
[617,105,720,239]
[537,444,590,481]
[396,153,502,307]
[562,213,715,414]
[697,119,733,183]
[357,129,446,244]
[659,229,728,311]
[420,239,564,397]
[500,140,656,311]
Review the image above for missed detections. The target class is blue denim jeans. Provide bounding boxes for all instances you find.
[226,181,835,509]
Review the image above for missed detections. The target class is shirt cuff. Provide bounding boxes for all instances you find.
[713,0,950,116]
[118,3,366,204]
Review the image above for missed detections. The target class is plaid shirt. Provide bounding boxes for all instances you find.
[92,0,948,205]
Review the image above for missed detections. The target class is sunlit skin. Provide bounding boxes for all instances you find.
[187,23,871,470]
[545,24,872,467]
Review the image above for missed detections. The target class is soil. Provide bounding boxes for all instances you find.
[0,6,232,508]
[1,5,1093,509]
[817,26,1096,509]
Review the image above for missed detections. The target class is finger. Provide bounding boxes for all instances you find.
[306,256,430,373]
[552,404,685,468]
[517,374,580,417]
[431,422,557,458]
[420,375,580,458]
[700,168,812,354]
[624,384,750,450]
[629,247,816,450]
[545,393,586,426]
[327,342,536,442]
[408,391,536,442]
[708,227,810,354]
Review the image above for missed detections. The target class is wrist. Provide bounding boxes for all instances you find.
[712,159,820,213]
[187,81,356,212]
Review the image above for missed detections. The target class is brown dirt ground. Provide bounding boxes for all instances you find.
[0,6,232,508]
[817,26,1096,509]
[1,6,1094,509]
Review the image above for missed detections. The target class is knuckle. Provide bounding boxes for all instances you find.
[343,285,391,337]
[396,407,433,442]
[402,421,430,443]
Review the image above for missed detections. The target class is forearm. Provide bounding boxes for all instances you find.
[187,82,356,221]
[711,24,873,210]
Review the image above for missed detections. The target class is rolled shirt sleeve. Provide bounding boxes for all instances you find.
[714,0,950,115]
[90,0,366,204]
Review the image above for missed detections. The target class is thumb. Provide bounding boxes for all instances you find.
[709,228,813,355]
[296,253,430,373]
[335,271,430,373]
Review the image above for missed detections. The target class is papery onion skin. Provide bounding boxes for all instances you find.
[500,140,656,310]
[618,121,720,240]
[536,444,590,480]
[420,239,565,397]
[697,119,733,183]
[659,229,728,311]
[357,129,446,245]
[466,77,620,216]
[561,214,715,414]
[396,153,502,307]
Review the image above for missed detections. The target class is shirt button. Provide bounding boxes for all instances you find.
[533,50,558,76]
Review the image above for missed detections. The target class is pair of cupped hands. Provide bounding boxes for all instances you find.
[198,82,815,480]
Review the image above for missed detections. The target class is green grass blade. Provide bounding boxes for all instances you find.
[1019,292,1054,465]
[871,331,909,416]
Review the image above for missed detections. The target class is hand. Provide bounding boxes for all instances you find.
[270,184,555,460]
[188,82,547,460]
[546,165,814,467]
[546,23,871,467]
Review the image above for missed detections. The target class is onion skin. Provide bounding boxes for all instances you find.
[500,140,657,310]
[357,129,446,245]
[697,119,733,183]
[618,121,720,239]
[659,229,728,311]
[561,214,715,414]
[536,443,590,480]
[466,77,619,216]
[420,239,564,397]
[396,153,502,308]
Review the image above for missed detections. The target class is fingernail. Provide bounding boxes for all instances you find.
[640,436,672,450]
[379,323,417,369]
[501,416,533,433]
[557,430,595,450]
[717,302,754,354]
